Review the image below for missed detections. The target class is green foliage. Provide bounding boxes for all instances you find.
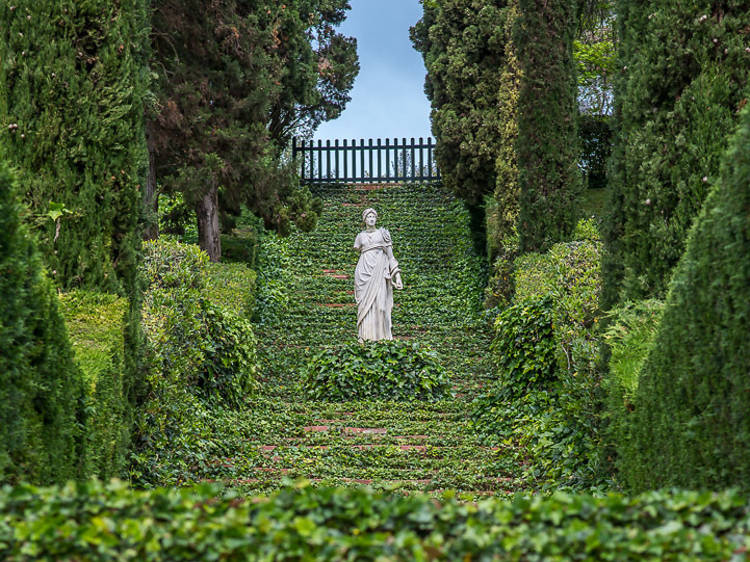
[140,240,258,407]
[3,481,750,560]
[616,104,750,492]
[491,297,557,396]
[0,0,148,294]
[604,0,750,305]
[0,162,82,485]
[474,222,605,490]
[58,291,130,480]
[411,1,514,206]
[603,299,664,397]
[150,0,356,255]
[132,240,258,485]
[303,340,451,402]
[204,262,257,320]
[516,0,583,253]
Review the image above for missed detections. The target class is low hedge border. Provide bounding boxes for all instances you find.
[1,481,748,560]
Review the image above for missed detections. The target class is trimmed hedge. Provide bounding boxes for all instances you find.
[303,340,451,401]
[616,103,750,492]
[0,162,82,485]
[1,481,749,560]
[58,291,130,479]
[604,0,750,305]
[205,262,257,320]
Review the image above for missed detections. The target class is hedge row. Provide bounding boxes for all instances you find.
[613,103,750,492]
[2,481,749,560]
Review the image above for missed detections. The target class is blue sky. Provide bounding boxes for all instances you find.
[314,0,433,142]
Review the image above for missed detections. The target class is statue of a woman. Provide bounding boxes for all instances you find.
[353,208,403,341]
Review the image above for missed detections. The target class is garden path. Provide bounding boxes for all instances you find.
[227,183,521,496]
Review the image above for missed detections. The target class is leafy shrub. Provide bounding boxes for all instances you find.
[220,227,259,268]
[0,162,83,485]
[133,240,258,485]
[142,239,208,290]
[204,262,257,320]
[2,481,749,560]
[475,221,605,490]
[616,103,750,492]
[58,290,130,479]
[490,296,557,396]
[303,340,451,401]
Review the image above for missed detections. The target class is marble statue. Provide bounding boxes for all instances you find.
[353,208,403,341]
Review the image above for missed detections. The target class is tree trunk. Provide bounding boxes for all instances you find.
[143,122,159,241]
[196,182,221,262]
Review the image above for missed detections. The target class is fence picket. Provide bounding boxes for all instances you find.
[293,136,440,184]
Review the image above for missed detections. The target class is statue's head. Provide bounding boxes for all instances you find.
[362,208,377,227]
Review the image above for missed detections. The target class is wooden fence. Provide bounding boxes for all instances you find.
[292,137,441,184]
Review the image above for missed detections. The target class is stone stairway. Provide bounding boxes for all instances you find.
[216,182,520,497]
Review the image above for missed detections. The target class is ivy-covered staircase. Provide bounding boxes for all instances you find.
[217,183,521,496]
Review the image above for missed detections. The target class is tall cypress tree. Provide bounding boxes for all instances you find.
[0,162,82,484]
[603,0,750,306]
[515,0,582,253]
[0,0,151,466]
[0,0,149,294]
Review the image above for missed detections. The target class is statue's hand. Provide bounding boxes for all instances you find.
[393,273,403,290]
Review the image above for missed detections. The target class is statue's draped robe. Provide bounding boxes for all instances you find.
[354,228,400,341]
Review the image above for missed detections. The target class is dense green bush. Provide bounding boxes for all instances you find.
[490,296,557,396]
[616,104,750,492]
[204,262,257,320]
[132,240,258,485]
[141,240,258,406]
[2,481,749,560]
[0,162,83,485]
[604,0,750,306]
[58,291,130,480]
[304,340,451,401]
[474,221,605,489]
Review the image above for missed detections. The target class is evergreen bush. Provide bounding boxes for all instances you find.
[0,162,82,484]
[617,104,750,492]
[604,0,750,305]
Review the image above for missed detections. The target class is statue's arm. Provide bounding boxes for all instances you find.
[381,229,403,289]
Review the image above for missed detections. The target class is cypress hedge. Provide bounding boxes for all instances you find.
[515,0,582,253]
[0,162,82,484]
[0,0,149,293]
[604,0,750,305]
[617,103,750,492]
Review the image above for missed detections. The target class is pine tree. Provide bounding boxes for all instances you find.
[603,0,750,305]
[618,102,750,492]
[515,0,582,253]
[0,162,82,484]
[150,0,358,261]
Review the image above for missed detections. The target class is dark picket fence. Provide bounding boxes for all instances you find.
[292,137,441,184]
